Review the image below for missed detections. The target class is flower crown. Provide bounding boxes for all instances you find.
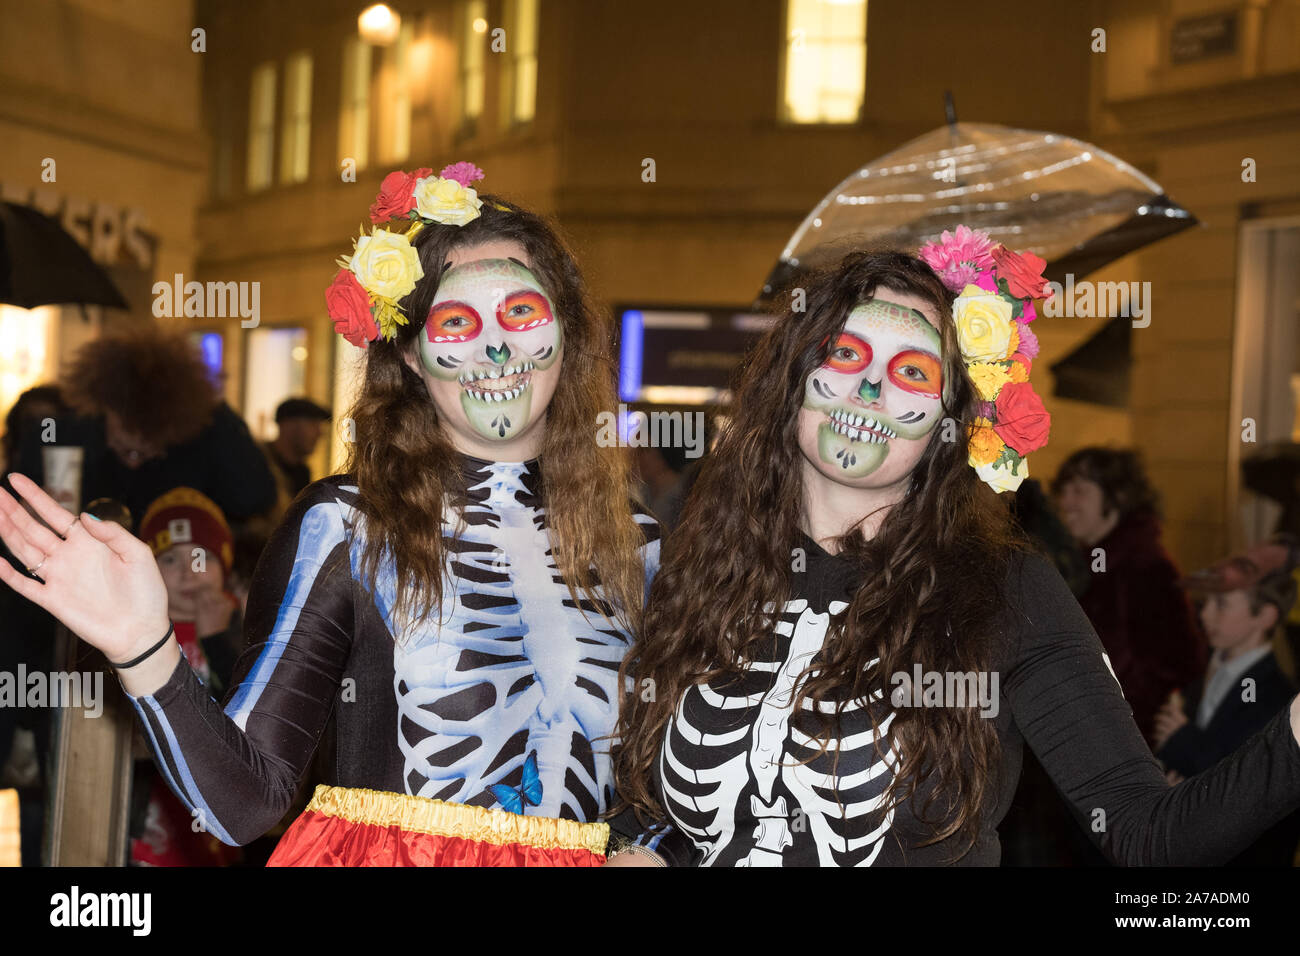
[918,225,1053,494]
[327,162,496,349]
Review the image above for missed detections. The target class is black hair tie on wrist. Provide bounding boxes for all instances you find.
[111,622,175,669]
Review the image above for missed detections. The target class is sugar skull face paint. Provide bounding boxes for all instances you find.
[417,258,564,445]
[798,296,943,483]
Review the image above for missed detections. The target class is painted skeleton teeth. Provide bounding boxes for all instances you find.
[827,409,897,442]
[458,360,537,387]
[464,385,527,402]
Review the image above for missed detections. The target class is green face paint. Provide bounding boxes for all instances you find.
[418,258,564,442]
[801,298,943,479]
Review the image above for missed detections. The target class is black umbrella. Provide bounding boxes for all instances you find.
[756,121,1197,303]
[0,201,128,309]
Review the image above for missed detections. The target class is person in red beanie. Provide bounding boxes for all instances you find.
[130,487,242,866]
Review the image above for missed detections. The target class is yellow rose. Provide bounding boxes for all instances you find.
[975,456,1028,494]
[967,362,1010,401]
[350,228,423,301]
[413,176,483,226]
[954,284,1015,362]
[967,417,1003,466]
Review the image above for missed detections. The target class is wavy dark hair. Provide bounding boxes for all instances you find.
[1051,447,1162,521]
[345,192,647,635]
[612,250,1030,861]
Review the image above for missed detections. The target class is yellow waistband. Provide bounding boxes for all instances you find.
[305,785,609,856]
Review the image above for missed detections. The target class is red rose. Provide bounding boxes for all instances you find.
[368,167,433,223]
[326,268,378,348]
[991,245,1049,301]
[993,382,1050,455]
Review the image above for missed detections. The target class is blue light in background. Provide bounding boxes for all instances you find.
[619,310,643,403]
[198,333,223,377]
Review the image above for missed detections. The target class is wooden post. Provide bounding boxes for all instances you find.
[42,625,134,866]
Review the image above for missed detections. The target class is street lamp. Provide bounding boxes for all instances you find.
[358,3,401,45]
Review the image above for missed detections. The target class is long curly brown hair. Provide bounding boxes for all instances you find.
[612,250,1030,861]
[63,326,218,446]
[344,193,647,635]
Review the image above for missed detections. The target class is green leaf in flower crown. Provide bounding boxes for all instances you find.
[997,277,1024,320]
[992,444,1024,470]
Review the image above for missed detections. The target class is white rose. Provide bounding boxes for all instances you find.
[413,176,483,226]
[975,456,1028,494]
[350,229,423,300]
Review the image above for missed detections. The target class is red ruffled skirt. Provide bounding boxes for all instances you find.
[267,785,609,867]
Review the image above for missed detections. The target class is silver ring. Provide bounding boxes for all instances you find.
[26,554,47,574]
[61,520,77,538]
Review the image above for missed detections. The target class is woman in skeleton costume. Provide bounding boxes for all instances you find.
[0,164,660,866]
[606,240,1300,867]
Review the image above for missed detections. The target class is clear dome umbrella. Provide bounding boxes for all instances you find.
[755,120,1198,304]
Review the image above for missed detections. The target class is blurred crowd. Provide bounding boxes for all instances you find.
[0,327,331,866]
[2,330,1299,866]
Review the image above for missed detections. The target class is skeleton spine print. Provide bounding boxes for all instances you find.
[661,593,902,866]
[356,458,659,821]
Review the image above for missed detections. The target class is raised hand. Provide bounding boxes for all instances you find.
[0,472,170,664]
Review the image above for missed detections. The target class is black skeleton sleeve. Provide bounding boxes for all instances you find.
[1003,552,1300,865]
[124,480,356,846]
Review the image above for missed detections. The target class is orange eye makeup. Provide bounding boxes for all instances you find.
[888,349,942,397]
[427,301,483,343]
[498,290,554,331]
[824,332,872,374]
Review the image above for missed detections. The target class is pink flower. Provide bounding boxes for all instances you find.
[1021,299,1037,324]
[920,225,996,293]
[326,269,378,348]
[975,270,998,293]
[439,162,485,187]
[1014,321,1039,359]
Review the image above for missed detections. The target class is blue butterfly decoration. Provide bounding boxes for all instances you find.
[489,751,543,815]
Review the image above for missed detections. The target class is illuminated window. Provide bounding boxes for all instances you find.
[457,0,487,136]
[0,306,57,451]
[246,62,277,191]
[379,21,414,164]
[781,0,867,124]
[501,0,539,128]
[244,327,309,442]
[339,37,372,171]
[280,52,313,184]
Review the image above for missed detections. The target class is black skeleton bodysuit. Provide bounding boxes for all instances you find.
[625,534,1300,866]
[126,456,660,845]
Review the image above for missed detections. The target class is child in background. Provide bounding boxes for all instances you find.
[1154,533,1300,865]
[129,487,242,866]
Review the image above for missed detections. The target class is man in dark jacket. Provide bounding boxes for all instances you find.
[1154,535,1300,866]
[1159,538,1300,868]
